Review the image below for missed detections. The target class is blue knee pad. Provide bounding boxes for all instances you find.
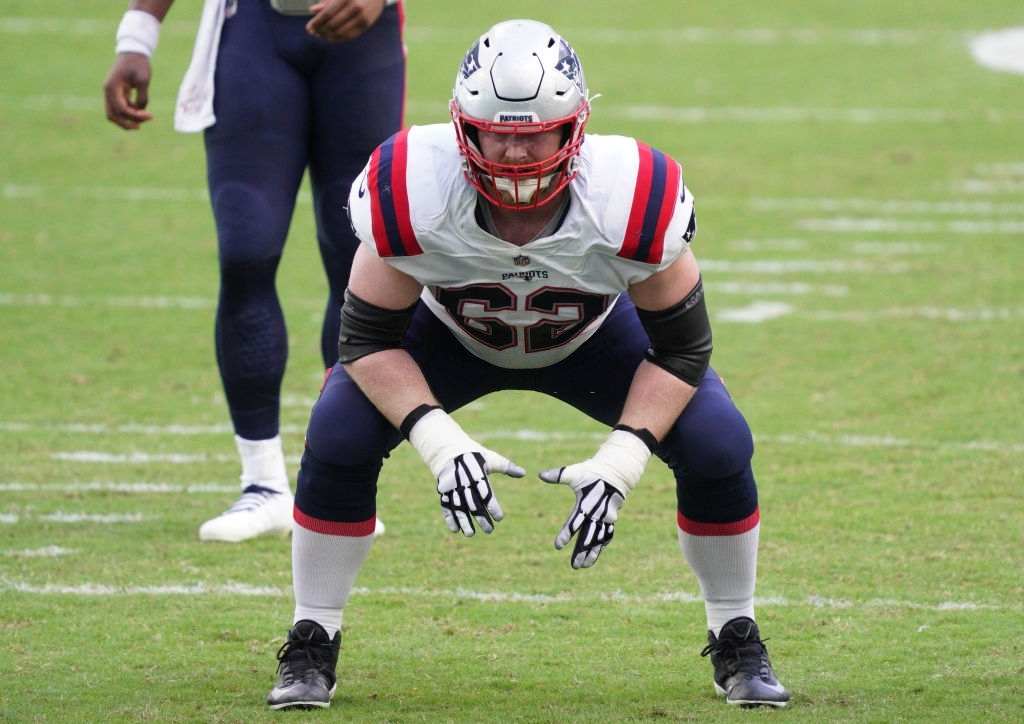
[296,366,403,523]
[660,370,759,523]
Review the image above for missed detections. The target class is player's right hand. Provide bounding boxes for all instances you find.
[407,408,525,536]
[103,53,154,130]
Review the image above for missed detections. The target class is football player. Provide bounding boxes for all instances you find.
[267,19,790,710]
[103,0,404,542]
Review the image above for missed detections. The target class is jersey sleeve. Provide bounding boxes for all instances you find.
[614,141,695,271]
[347,129,423,259]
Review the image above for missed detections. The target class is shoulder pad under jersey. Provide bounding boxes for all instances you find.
[348,124,461,259]
[582,135,695,269]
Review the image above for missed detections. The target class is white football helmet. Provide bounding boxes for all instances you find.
[451,19,590,209]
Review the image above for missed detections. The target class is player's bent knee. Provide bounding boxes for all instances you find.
[211,182,291,267]
[295,448,380,524]
[687,423,754,480]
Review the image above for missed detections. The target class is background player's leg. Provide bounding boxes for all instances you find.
[309,5,405,367]
[199,2,309,541]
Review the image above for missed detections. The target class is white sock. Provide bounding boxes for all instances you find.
[235,435,290,494]
[291,523,375,638]
[678,523,759,636]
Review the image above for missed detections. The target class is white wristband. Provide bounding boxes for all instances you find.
[591,429,653,496]
[408,409,476,479]
[116,10,161,57]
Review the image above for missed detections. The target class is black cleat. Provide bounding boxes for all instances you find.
[701,617,790,708]
[266,620,341,710]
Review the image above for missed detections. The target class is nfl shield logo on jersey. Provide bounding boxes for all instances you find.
[513,255,530,266]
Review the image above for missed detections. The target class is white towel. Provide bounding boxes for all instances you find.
[174,0,229,133]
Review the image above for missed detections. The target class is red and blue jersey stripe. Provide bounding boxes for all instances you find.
[618,141,682,265]
[367,129,422,257]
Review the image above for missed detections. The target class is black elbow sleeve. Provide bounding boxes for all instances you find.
[337,290,418,364]
[635,278,712,387]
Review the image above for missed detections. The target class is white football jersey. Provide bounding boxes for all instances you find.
[347,123,696,369]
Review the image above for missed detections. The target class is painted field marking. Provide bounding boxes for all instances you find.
[759,431,1024,454]
[38,512,146,524]
[700,259,909,273]
[798,217,1024,234]
[751,197,1024,216]
[3,546,76,558]
[0,292,214,310]
[956,178,1024,194]
[710,281,849,297]
[0,19,953,45]
[0,281,850,313]
[716,302,794,323]
[0,482,237,494]
[33,428,1024,462]
[729,239,809,251]
[849,241,938,255]
[969,28,1024,75]
[0,579,1015,613]
[0,514,18,524]
[4,93,1022,126]
[804,307,1024,323]
[973,162,1024,176]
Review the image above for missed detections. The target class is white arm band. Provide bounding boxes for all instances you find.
[116,10,161,57]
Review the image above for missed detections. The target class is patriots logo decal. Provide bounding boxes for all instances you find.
[460,41,482,79]
[554,39,584,95]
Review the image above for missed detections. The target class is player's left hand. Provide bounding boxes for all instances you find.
[307,0,386,42]
[540,428,654,569]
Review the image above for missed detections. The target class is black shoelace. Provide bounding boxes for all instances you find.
[700,636,772,679]
[275,632,331,685]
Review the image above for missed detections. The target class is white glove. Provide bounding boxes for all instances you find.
[408,409,525,536]
[540,428,653,568]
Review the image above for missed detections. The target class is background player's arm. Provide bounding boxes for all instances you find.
[103,1,175,129]
[307,0,390,42]
[343,245,435,428]
[622,250,705,440]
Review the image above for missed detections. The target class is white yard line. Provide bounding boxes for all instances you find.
[728,239,809,252]
[798,217,1024,234]
[0,282,847,313]
[0,578,1013,613]
[849,241,939,255]
[751,197,1024,216]
[32,429,1024,460]
[760,431,1024,454]
[0,292,214,310]
[969,28,1024,75]
[804,307,1024,323]
[709,281,849,297]
[4,93,1021,125]
[38,512,146,524]
[973,162,1024,176]
[716,302,795,323]
[0,482,237,494]
[956,178,1024,194]
[0,19,951,45]
[700,259,909,273]
[0,514,18,524]
[3,546,76,558]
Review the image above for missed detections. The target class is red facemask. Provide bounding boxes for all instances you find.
[451,100,590,210]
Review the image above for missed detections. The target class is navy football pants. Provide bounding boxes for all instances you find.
[297,297,760,529]
[204,0,405,439]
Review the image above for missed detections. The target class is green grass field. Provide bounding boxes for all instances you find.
[2,0,1023,721]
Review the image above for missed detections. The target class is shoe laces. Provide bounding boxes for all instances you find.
[701,635,773,680]
[225,484,283,514]
[275,630,332,685]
